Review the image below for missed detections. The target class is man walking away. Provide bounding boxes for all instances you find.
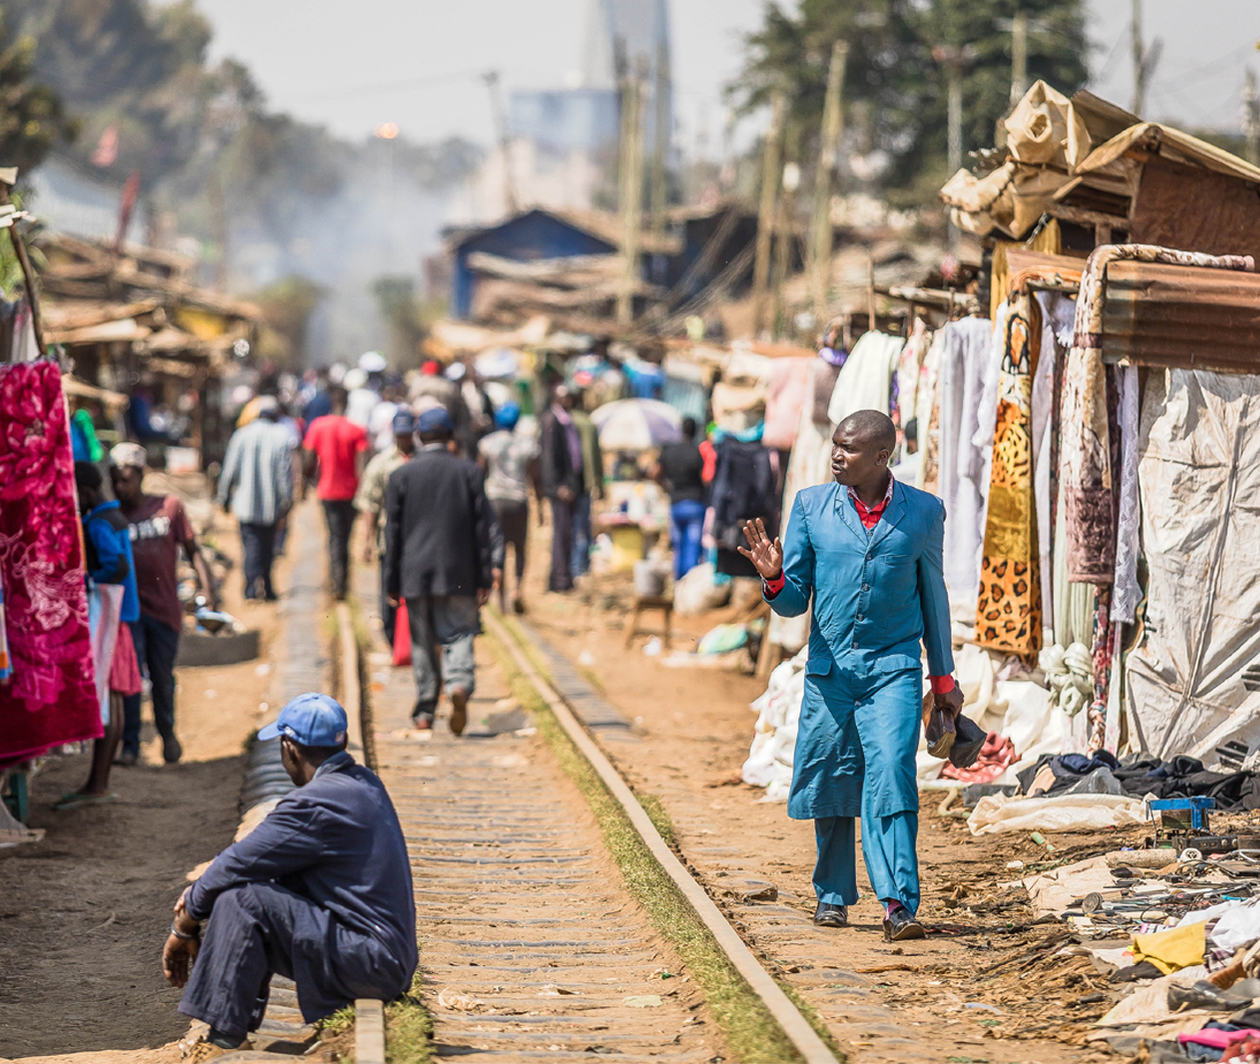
[355,409,416,641]
[478,402,541,614]
[739,410,961,941]
[303,386,368,601]
[539,385,583,592]
[216,396,295,601]
[384,408,499,734]
[110,443,220,766]
[656,415,708,580]
[164,693,417,1060]
[570,391,603,578]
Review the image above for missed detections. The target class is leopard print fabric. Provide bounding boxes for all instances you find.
[976,302,1043,659]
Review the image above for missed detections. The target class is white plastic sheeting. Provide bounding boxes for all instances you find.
[1125,369,1260,767]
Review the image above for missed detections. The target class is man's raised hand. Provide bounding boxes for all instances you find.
[737,518,783,581]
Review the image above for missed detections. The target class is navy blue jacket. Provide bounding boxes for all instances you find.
[186,752,417,977]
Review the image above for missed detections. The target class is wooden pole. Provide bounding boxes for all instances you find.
[0,184,47,359]
[616,63,647,325]
[751,90,786,337]
[771,128,800,340]
[866,252,876,334]
[809,41,848,322]
[1130,0,1146,116]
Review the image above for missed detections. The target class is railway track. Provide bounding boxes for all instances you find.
[351,586,838,1064]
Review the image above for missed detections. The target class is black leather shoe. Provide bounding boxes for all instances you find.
[813,902,848,927]
[948,714,987,769]
[883,906,926,941]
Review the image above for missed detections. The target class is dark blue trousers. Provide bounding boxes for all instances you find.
[670,499,707,580]
[122,614,180,757]
[179,883,409,1041]
[239,521,278,599]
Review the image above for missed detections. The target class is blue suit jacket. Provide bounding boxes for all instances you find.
[768,480,954,681]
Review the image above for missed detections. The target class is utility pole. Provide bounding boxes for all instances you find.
[648,37,671,282]
[482,71,518,214]
[1244,68,1260,165]
[933,44,975,255]
[809,40,848,323]
[1009,10,1029,107]
[616,63,646,325]
[1131,0,1145,115]
[751,90,786,338]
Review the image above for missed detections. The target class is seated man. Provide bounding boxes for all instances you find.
[163,693,417,1060]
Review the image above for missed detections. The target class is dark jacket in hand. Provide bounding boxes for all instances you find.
[384,444,498,600]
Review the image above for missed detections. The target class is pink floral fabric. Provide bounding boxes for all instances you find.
[0,361,101,763]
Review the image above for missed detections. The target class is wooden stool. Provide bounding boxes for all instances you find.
[624,594,673,649]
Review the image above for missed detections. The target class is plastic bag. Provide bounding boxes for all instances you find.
[967,792,1146,836]
[673,562,732,615]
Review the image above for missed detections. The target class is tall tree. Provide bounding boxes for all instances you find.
[732,0,1088,196]
[0,18,76,176]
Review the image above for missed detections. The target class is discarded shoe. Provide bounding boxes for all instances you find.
[1167,979,1255,1013]
[949,714,987,769]
[883,906,926,942]
[813,902,848,928]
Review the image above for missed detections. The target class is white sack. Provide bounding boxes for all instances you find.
[967,792,1147,835]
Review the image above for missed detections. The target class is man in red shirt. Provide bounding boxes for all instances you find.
[302,385,368,600]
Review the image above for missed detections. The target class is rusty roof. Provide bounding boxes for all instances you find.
[1102,260,1260,373]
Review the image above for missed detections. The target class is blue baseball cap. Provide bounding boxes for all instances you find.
[494,402,521,430]
[258,692,349,746]
[392,409,416,435]
[417,407,453,434]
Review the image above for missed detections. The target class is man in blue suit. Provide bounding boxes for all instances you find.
[740,410,961,941]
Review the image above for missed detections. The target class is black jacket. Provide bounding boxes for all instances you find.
[384,445,498,599]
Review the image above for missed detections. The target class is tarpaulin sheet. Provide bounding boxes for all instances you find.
[1125,369,1260,766]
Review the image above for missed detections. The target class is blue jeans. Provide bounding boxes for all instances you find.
[570,494,592,577]
[670,499,706,580]
[121,614,181,756]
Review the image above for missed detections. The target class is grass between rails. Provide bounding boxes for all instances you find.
[486,624,838,1064]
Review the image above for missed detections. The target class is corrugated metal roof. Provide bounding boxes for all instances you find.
[1102,260,1260,373]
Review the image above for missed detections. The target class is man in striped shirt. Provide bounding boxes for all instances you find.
[217,396,297,601]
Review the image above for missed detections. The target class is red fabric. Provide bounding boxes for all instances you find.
[121,494,194,632]
[392,601,412,666]
[763,572,786,598]
[0,361,102,761]
[698,439,717,485]
[303,415,367,500]
[108,621,142,696]
[940,732,1019,784]
[930,675,955,694]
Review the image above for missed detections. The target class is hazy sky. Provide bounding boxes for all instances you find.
[184,0,1260,149]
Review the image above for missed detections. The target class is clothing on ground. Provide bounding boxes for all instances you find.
[303,415,368,501]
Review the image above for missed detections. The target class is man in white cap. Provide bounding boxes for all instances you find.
[163,692,417,1060]
[110,443,219,765]
[216,396,296,601]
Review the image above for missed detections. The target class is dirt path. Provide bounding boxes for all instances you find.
[515,515,1120,1063]
[0,501,320,1063]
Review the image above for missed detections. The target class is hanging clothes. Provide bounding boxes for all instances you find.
[892,318,931,429]
[975,299,1043,659]
[1060,244,1255,583]
[933,315,997,615]
[763,358,815,451]
[0,361,101,763]
[826,330,903,427]
[1111,365,1142,623]
[0,572,10,683]
[710,438,779,579]
[916,331,945,494]
[768,357,842,653]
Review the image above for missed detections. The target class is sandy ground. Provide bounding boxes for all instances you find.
[0,489,309,1063]
[515,507,1132,1063]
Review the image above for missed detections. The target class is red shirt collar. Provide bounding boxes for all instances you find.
[847,474,895,527]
